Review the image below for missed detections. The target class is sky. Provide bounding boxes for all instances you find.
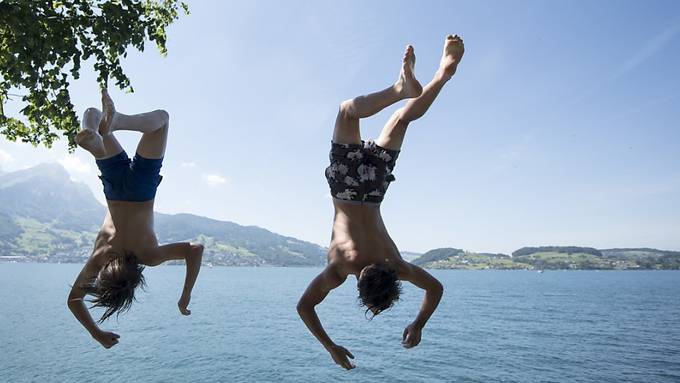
[1,0,679,254]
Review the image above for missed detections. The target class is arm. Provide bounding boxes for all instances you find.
[296,266,355,370]
[67,257,120,348]
[147,242,204,315]
[400,263,444,348]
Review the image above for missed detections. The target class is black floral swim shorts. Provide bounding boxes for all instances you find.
[325,140,400,204]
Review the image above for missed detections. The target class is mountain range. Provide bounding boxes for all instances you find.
[1,164,678,270]
[0,163,326,266]
[410,246,680,270]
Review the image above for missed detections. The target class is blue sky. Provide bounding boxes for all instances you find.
[1,0,679,253]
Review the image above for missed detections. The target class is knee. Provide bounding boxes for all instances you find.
[83,107,101,121]
[156,109,170,125]
[338,99,358,120]
[190,242,204,255]
[153,109,170,131]
[394,107,411,125]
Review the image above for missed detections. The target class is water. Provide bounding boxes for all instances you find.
[1,264,679,383]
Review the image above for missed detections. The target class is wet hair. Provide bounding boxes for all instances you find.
[81,250,146,323]
[357,263,402,318]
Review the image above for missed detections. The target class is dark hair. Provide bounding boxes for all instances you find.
[357,263,402,318]
[81,250,146,323]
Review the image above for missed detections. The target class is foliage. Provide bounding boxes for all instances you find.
[512,246,602,257]
[412,247,465,266]
[412,247,680,270]
[512,252,612,270]
[0,0,188,149]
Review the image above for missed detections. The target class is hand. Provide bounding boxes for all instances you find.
[93,330,120,349]
[327,344,355,370]
[402,323,422,348]
[178,293,191,315]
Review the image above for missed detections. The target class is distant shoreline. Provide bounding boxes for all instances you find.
[2,259,679,271]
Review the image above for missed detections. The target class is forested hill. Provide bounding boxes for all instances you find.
[0,164,325,266]
[412,246,680,270]
[2,164,677,270]
[512,246,602,257]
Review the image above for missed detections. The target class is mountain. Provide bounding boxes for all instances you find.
[154,214,325,266]
[599,248,680,269]
[412,248,464,266]
[412,246,680,270]
[0,163,326,266]
[412,248,518,269]
[512,246,602,257]
[4,164,678,270]
[600,248,680,258]
[400,251,422,262]
[0,163,104,231]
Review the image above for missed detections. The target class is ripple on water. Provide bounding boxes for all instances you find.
[1,266,679,382]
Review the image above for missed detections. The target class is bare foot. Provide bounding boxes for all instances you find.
[75,128,106,158]
[395,45,422,98]
[438,34,465,81]
[98,89,118,136]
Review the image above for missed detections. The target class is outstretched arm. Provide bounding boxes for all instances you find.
[67,257,120,348]
[296,266,355,370]
[147,242,204,315]
[400,264,444,348]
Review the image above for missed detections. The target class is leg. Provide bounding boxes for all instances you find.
[333,45,422,145]
[75,107,123,160]
[121,111,169,159]
[98,90,170,159]
[374,79,447,150]
[376,35,465,150]
[134,119,168,159]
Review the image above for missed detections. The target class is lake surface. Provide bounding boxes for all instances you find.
[1,264,679,382]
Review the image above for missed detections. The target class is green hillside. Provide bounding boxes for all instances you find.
[2,164,677,270]
[0,164,326,266]
[412,248,520,269]
[413,246,680,270]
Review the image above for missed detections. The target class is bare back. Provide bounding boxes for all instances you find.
[328,200,407,278]
[95,200,159,264]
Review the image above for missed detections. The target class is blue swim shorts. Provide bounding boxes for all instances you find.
[96,151,163,202]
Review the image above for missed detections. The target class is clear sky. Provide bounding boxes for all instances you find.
[1,0,679,253]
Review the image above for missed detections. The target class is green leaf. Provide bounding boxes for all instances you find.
[0,0,189,149]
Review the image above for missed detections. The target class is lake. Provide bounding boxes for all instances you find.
[1,264,679,382]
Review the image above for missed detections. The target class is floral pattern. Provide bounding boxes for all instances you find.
[325,140,400,204]
[344,176,359,186]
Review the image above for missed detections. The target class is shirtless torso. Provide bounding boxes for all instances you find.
[100,201,157,259]
[328,202,403,278]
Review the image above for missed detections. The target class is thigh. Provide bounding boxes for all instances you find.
[326,142,364,203]
[129,154,163,202]
[332,110,361,145]
[101,133,125,160]
[375,111,409,151]
[136,126,168,159]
